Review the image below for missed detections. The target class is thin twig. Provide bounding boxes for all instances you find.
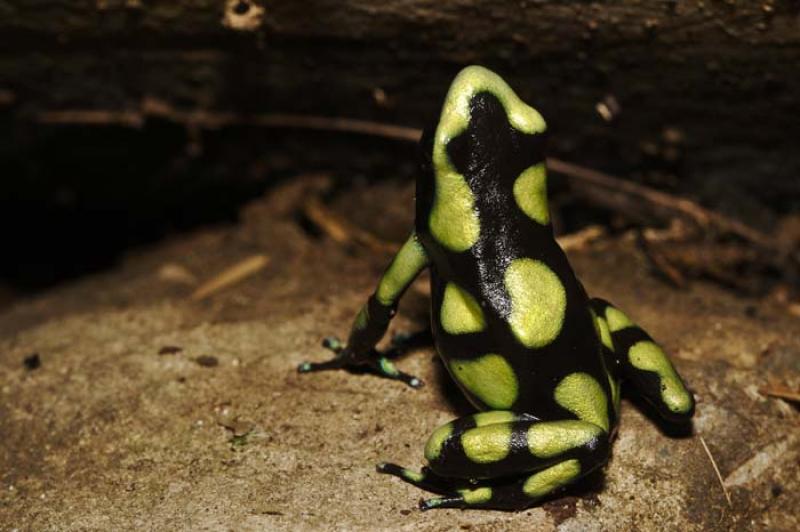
[37,100,422,142]
[191,254,270,301]
[545,158,779,253]
[699,435,733,509]
[556,225,606,252]
[637,231,687,288]
[758,386,800,403]
[303,197,400,254]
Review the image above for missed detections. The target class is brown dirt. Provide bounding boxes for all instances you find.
[1,176,798,531]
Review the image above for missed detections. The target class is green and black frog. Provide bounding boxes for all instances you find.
[299,66,694,511]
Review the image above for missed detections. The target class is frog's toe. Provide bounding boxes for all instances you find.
[419,496,464,511]
[373,356,424,388]
[378,462,457,495]
[321,336,344,353]
[377,462,425,482]
[390,330,413,348]
[298,337,349,373]
[296,355,348,373]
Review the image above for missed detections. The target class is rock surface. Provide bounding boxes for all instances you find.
[1,178,798,530]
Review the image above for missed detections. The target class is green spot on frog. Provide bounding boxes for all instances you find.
[440,282,486,334]
[353,305,369,330]
[527,420,603,459]
[473,411,516,427]
[554,372,609,432]
[605,306,634,332]
[522,459,581,499]
[593,312,614,350]
[461,424,513,463]
[459,487,493,504]
[629,341,693,414]
[505,259,567,348]
[376,234,428,305]
[513,163,549,225]
[449,354,518,410]
[424,422,453,462]
[401,469,425,483]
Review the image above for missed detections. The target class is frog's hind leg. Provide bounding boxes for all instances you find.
[378,410,609,510]
[419,459,586,511]
[590,298,695,423]
[375,463,458,495]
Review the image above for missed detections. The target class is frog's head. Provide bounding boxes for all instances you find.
[431,66,548,190]
[417,67,552,250]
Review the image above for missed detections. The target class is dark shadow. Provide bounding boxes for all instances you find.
[541,466,605,517]
[382,322,475,417]
[430,354,476,418]
[622,388,695,438]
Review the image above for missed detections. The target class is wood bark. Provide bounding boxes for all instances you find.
[1,1,799,222]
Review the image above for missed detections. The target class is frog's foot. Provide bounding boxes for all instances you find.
[297,336,349,372]
[419,492,480,511]
[377,462,497,510]
[297,337,424,389]
[376,463,457,495]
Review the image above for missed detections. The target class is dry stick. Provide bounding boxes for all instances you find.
[758,386,800,403]
[636,231,687,288]
[37,105,423,142]
[36,105,781,253]
[303,197,399,254]
[699,435,733,509]
[545,158,779,252]
[555,225,606,252]
[191,254,270,301]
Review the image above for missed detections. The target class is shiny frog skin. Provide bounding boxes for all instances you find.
[298,66,694,511]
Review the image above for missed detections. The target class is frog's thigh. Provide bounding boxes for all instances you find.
[590,298,694,422]
[417,413,609,510]
[424,412,608,478]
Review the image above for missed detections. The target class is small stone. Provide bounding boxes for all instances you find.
[196,356,219,368]
[23,353,41,371]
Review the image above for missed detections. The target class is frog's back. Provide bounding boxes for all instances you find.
[415,67,613,425]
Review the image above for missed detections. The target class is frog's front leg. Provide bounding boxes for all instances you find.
[298,233,429,388]
[379,410,610,510]
[591,298,694,422]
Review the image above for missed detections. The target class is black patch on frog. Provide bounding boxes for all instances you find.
[415,92,615,424]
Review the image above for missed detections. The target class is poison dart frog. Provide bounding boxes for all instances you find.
[298,65,694,511]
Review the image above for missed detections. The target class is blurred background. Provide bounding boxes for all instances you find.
[2,1,798,307]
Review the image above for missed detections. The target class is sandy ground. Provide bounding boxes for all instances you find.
[1,177,798,531]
